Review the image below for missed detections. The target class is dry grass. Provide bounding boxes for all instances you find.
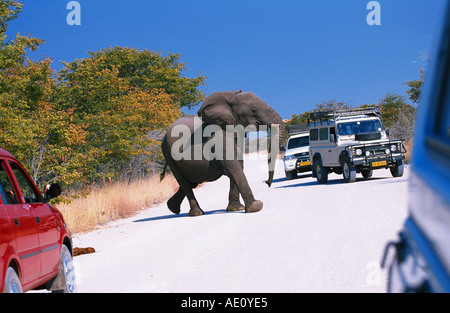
[58,175,178,234]
[404,140,413,163]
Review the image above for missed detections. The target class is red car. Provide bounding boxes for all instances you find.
[0,148,75,293]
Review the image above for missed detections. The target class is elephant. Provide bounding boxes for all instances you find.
[160,90,285,217]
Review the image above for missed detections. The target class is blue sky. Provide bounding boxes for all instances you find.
[6,0,447,119]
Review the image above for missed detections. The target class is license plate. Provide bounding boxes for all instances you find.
[298,161,311,167]
[372,160,387,167]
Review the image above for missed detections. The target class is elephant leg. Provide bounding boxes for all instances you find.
[170,176,204,216]
[170,186,203,216]
[223,159,263,213]
[167,187,185,214]
[226,160,244,212]
[185,189,204,217]
[226,178,245,212]
[163,156,204,217]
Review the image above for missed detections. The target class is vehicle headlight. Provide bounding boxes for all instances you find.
[385,148,390,154]
[365,151,371,157]
[391,144,397,151]
[284,155,295,161]
[355,149,362,156]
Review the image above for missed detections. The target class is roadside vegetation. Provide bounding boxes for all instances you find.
[58,175,178,234]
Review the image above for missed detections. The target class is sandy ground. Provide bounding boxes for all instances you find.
[72,154,409,293]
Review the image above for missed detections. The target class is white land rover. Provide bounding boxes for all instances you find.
[308,107,406,183]
[283,132,311,180]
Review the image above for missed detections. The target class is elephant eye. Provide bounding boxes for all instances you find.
[251,108,257,114]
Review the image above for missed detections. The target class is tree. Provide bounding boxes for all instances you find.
[55,48,184,184]
[378,92,417,140]
[62,46,207,110]
[289,112,310,125]
[0,1,43,70]
[0,1,23,35]
[405,68,425,104]
[313,99,351,112]
[0,1,85,188]
[0,55,87,188]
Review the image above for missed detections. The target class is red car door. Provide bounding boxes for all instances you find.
[0,199,15,287]
[0,161,40,285]
[6,161,60,277]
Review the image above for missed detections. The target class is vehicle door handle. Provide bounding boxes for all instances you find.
[14,218,19,226]
[35,216,41,223]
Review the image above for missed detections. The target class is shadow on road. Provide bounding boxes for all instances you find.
[271,173,311,184]
[133,209,243,223]
[275,176,389,189]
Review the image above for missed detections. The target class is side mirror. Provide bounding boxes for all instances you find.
[280,146,286,152]
[385,129,390,136]
[44,183,62,201]
[329,134,335,143]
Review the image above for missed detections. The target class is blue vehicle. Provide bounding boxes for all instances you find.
[382,5,450,293]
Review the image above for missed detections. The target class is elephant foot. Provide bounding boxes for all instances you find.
[226,203,245,212]
[245,200,263,213]
[167,197,181,215]
[189,207,205,217]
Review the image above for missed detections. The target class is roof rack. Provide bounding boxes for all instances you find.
[308,106,382,125]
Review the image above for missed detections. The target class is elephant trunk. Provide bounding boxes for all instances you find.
[264,111,285,188]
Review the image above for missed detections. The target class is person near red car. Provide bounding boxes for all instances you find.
[0,148,75,293]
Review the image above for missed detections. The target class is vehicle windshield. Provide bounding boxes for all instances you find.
[337,119,384,136]
[287,136,309,149]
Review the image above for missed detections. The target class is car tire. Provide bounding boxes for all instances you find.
[51,245,76,293]
[342,158,356,183]
[3,267,23,293]
[390,160,404,177]
[285,170,297,180]
[313,158,328,184]
[361,169,373,178]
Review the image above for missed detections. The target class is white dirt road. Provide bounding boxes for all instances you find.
[72,154,409,293]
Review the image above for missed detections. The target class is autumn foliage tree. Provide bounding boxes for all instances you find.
[0,1,85,187]
[378,92,417,141]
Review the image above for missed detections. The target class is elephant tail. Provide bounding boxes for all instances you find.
[160,162,168,181]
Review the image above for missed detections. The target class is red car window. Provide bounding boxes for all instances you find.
[8,161,41,204]
[0,179,8,204]
[0,161,19,204]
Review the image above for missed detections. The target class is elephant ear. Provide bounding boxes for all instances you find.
[197,91,240,128]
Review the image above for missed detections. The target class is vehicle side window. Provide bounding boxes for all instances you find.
[330,127,336,142]
[319,128,328,141]
[0,162,19,204]
[310,129,318,141]
[436,68,450,145]
[427,31,450,160]
[8,161,41,204]
[0,181,6,204]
